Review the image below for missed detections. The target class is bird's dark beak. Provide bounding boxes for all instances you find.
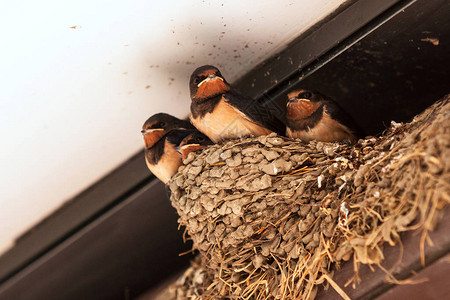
[197,74,224,87]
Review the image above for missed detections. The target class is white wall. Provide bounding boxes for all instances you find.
[0,0,346,254]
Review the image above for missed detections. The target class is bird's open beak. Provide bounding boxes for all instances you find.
[287,98,310,105]
[175,143,200,153]
[142,128,165,149]
[176,143,204,159]
[287,97,297,105]
[197,74,224,87]
[141,128,164,136]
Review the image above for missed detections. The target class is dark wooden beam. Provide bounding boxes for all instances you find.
[375,253,450,300]
[0,180,193,300]
[0,150,151,284]
[316,207,450,299]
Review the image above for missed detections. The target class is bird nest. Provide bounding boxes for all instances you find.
[165,96,450,299]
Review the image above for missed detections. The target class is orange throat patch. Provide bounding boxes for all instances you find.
[196,79,229,99]
[143,130,166,149]
[287,100,317,120]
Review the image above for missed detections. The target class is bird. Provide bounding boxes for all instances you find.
[176,131,213,160]
[285,89,358,143]
[141,113,194,150]
[141,113,195,183]
[144,128,197,184]
[189,65,285,143]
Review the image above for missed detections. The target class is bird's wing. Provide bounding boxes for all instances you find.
[324,100,363,137]
[224,91,286,135]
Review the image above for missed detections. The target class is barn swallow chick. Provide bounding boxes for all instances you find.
[176,131,213,159]
[144,129,196,184]
[141,113,195,150]
[286,89,358,143]
[189,65,285,142]
[142,113,195,183]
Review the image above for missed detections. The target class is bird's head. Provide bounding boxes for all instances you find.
[189,65,230,101]
[176,131,213,159]
[141,113,193,149]
[286,89,324,120]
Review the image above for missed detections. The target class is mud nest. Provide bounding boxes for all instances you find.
[166,96,450,299]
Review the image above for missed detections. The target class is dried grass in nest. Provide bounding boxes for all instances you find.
[167,96,450,299]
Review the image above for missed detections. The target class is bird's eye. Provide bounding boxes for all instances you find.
[193,77,201,85]
[299,91,312,99]
[197,136,205,142]
[158,122,166,127]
